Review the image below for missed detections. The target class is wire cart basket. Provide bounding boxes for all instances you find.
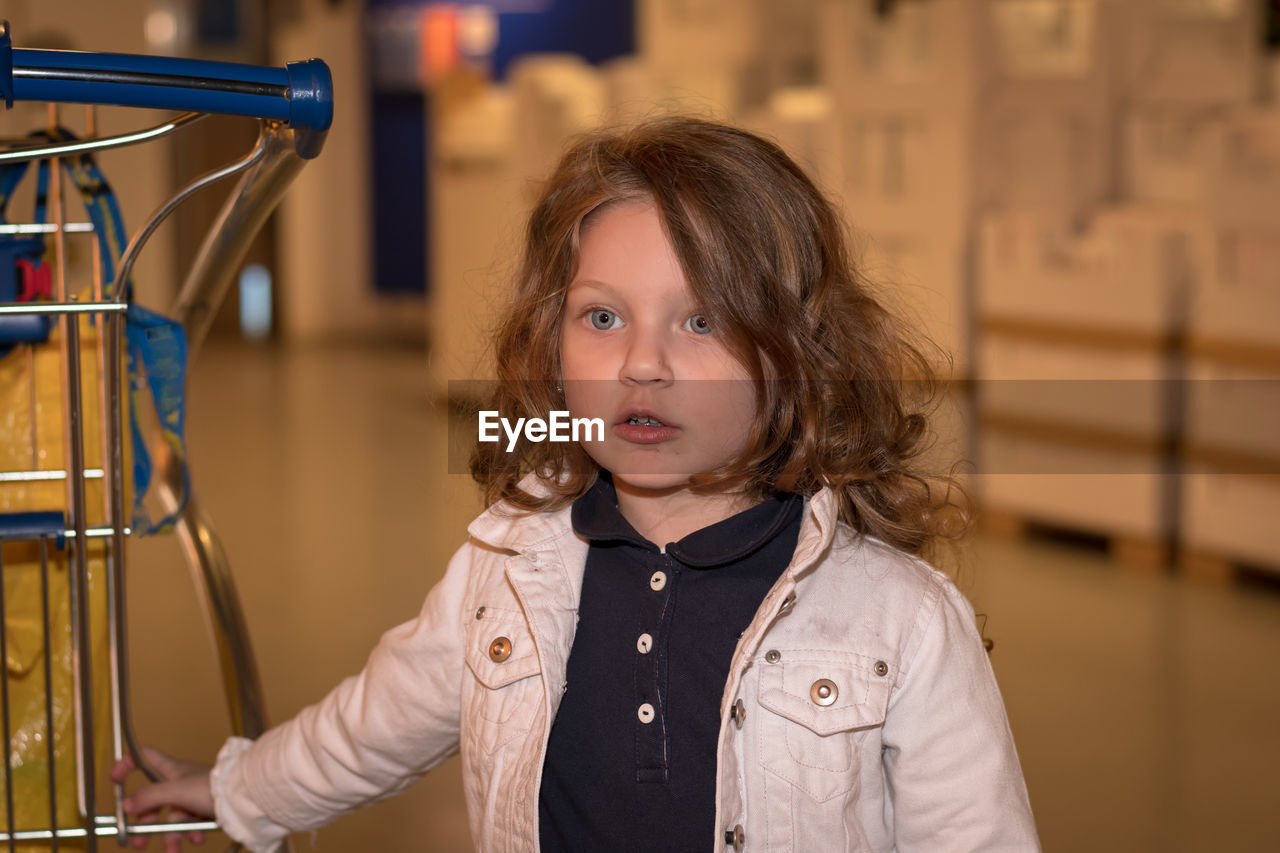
[0,21,332,849]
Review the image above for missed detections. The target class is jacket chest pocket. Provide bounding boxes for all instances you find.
[464,607,542,753]
[757,657,891,803]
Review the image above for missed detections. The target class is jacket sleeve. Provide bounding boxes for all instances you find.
[880,577,1041,851]
[210,542,476,853]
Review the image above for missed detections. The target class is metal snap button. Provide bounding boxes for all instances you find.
[650,571,667,591]
[638,702,655,724]
[475,606,485,620]
[732,698,746,729]
[724,824,745,850]
[637,633,653,654]
[527,552,539,564]
[764,649,781,664]
[488,636,512,663]
[810,678,838,706]
[874,660,889,677]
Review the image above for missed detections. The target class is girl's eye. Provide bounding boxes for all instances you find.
[589,309,620,330]
[686,313,712,335]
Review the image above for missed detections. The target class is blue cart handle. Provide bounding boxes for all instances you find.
[0,20,332,159]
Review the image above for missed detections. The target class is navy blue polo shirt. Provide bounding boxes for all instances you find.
[538,475,803,851]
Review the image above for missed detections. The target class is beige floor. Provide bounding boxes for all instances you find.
[121,341,1280,852]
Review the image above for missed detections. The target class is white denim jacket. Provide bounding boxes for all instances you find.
[212,486,1039,852]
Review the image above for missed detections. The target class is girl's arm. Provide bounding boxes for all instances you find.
[881,580,1040,851]
[205,543,475,851]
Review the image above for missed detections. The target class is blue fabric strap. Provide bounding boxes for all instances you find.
[125,304,190,534]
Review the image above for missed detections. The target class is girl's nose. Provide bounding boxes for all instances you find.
[619,328,674,386]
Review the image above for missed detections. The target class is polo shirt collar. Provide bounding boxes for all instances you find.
[571,474,803,568]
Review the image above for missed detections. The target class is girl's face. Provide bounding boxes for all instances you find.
[559,200,758,500]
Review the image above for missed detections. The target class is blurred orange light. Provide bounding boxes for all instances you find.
[422,5,462,84]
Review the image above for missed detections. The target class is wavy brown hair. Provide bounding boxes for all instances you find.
[470,116,967,559]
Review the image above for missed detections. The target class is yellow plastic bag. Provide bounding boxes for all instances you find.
[1,315,115,846]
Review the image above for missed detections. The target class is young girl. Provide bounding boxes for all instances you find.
[114,117,1039,851]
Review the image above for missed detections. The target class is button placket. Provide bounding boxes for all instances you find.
[633,552,675,782]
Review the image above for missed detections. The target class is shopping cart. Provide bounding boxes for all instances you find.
[0,21,332,850]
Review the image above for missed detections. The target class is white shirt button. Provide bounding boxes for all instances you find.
[649,571,667,591]
[638,703,655,723]
[637,633,653,654]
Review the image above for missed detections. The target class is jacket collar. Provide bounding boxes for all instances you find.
[466,472,577,553]
[787,486,839,579]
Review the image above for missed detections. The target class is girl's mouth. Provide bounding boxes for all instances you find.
[615,410,678,444]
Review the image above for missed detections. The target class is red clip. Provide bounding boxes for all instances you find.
[17,257,52,301]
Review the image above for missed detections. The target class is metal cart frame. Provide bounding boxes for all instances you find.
[0,20,332,849]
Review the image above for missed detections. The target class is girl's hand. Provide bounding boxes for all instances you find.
[109,747,214,851]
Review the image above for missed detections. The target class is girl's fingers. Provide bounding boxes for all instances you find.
[124,785,164,816]
[139,746,179,778]
[127,807,200,851]
[115,747,214,849]
[111,753,139,783]
[130,809,159,850]
[176,814,206,845]
[169,806,208,844]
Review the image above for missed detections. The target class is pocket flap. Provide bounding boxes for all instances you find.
[758,659,890,737]
[464,608,540,690]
